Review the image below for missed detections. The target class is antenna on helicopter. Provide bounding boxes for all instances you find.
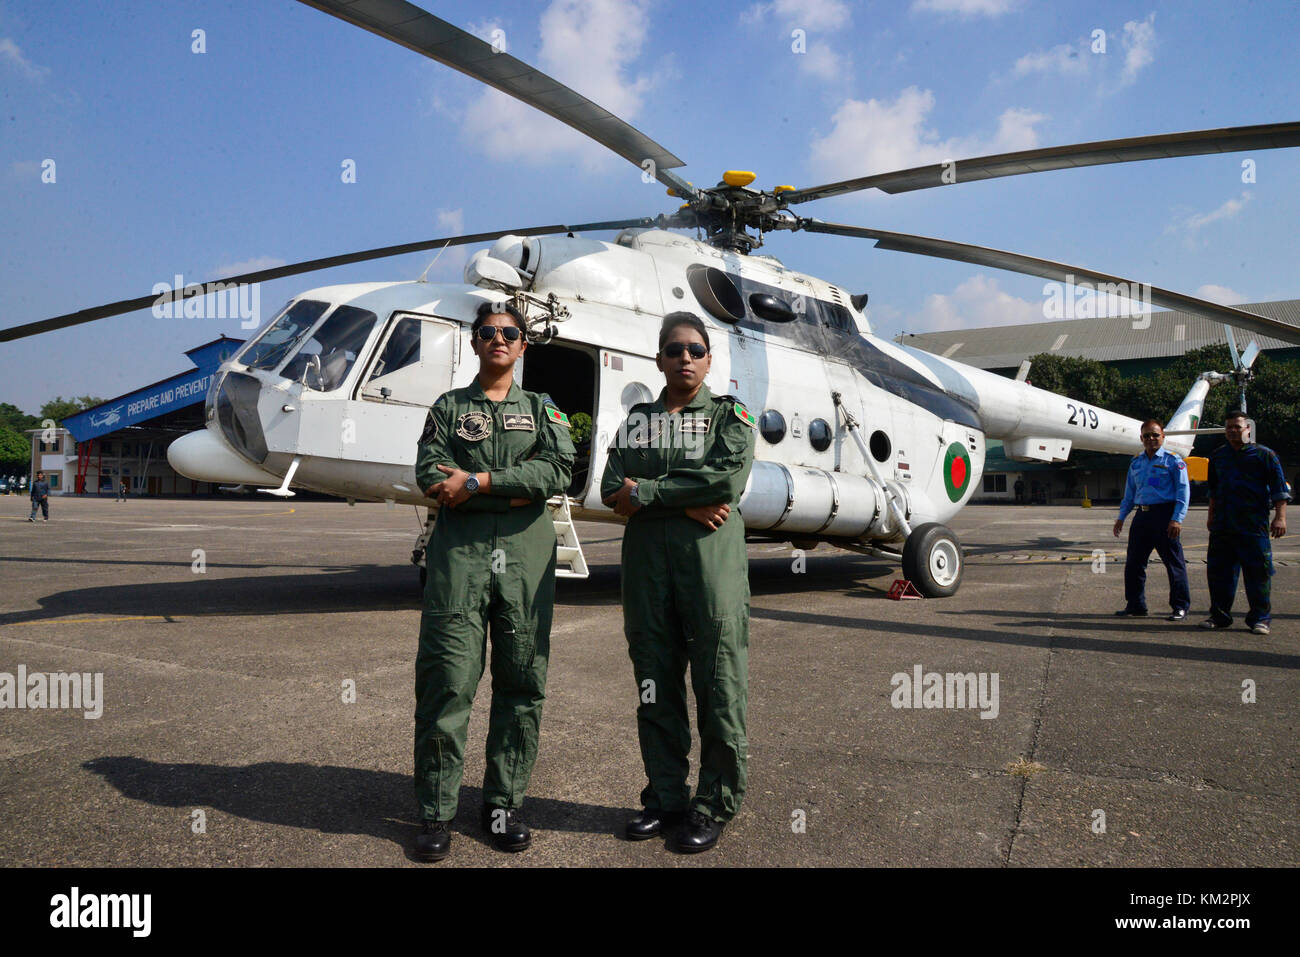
[417,239,454,282]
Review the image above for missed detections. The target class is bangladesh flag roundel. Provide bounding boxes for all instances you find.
[943,442,972,502]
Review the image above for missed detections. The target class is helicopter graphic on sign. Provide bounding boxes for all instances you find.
[5,1,1300,596]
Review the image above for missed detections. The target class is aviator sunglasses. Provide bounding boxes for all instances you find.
[476,324,523,343]
[661,342,709,359]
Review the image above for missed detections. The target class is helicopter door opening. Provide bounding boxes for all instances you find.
[522,342,596,497]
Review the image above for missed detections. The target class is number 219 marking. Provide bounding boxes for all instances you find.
[1067,404,1099,430]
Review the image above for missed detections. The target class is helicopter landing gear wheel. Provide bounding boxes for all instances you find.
[901,522,963,598]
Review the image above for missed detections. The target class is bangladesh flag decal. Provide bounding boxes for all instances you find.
[545,405,571,428]
[943,442,972,502]
[734,403,757,428]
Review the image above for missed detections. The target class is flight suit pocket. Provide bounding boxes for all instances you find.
[494,616,540,687]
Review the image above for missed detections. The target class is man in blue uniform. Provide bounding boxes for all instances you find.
[1202,411,1288,635]
[1113,420,1190,620]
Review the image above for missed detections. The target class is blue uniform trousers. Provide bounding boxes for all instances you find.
[1124,502,1189,613]
[1206,531,1273,628]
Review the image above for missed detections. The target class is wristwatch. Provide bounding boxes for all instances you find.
[464,474,480,494]
[629,482,640,506]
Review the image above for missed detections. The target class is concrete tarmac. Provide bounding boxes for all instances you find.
[1,495,1296,867]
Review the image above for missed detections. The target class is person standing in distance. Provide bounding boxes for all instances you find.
[1202,410,1288,635]
[1113,419,1191,620]
[28,471,49,522]
[602,312,756,854]
[412,300,575,862]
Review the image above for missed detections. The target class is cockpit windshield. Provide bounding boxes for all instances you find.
[238,299,330,371]
[280,305,377,392]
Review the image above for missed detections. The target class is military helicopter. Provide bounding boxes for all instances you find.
[6,0,1300,596]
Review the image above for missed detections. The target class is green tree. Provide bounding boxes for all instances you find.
[0,402,39,433]
[38,395,103,425]
[1020,354,1122,407]
[569,411,592,447]
[0,426,29,472]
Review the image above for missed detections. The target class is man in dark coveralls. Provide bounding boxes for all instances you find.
[1202,411,1288,635]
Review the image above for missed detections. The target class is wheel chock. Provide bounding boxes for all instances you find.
[888,579,925,600]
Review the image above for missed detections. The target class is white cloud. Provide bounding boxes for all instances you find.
[905,274,1041,333]
[1014,43,1090,78]
[1168,191,1252,238]
[1009,14,1156,92]
[807,86,1046,185]
[1120,12,1157,87]
[461,0,655,169]
[9,159,41,180]
[743,0,851,30]
[1195,284,1246,306]
[0,38,49,80]
[741,0,852,82]
[911,0,1018,17]
[214,256,288,279]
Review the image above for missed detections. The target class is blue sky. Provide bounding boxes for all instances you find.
[3,0,1299,413]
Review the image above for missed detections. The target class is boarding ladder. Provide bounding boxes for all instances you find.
[547,494,589,579]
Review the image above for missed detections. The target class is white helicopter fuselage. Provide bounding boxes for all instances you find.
[169,228,1195,559]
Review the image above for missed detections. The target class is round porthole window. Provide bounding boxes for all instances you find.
[869,430,891,462]
[620,382,654,414]
[809,418,832,452]
[760,410,786,444]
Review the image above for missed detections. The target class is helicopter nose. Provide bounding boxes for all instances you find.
[168,429,282,485]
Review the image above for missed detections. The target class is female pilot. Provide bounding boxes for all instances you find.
[602,311,756,853]
[412,300,575,862]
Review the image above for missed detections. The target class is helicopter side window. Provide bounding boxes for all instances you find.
[359,316,459,407]
[238,299,330,371]
[366,318,422,384]
[281,305,377,391]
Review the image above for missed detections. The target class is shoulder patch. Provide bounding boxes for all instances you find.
[419,410,438,445]
[545,405,571,428]
[733,402,757,428]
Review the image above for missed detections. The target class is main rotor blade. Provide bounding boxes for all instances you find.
[295,0,697,199]
[800,218,1300,347]
[782,122,1300,204]
[0,218,655,343]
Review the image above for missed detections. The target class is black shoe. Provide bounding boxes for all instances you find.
[414,820,451,862]
[481,806,531,852]
[1200,617,1231,630]
[674,809,723,854]
[625,808,684,841]
[1115,607,1148,617]
[1166,609,1188,621]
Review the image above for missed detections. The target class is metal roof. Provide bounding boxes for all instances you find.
[897,299,1300,369]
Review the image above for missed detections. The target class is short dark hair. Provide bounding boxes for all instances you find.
[658,311,710,351]
[1225,409,1248,423]
[472,300,527,335]
[1140,418,1163,433]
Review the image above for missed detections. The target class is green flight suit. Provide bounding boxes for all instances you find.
[600,383,756,822]
[414,380,575,822]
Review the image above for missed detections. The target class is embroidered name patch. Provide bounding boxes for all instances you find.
[456,411,491,441]
[679,416,711,434]
[503,413,536,431]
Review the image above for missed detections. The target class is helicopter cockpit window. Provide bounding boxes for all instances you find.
[280,305,377,391]
[366,318,421,385]
[238,299,330,371]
